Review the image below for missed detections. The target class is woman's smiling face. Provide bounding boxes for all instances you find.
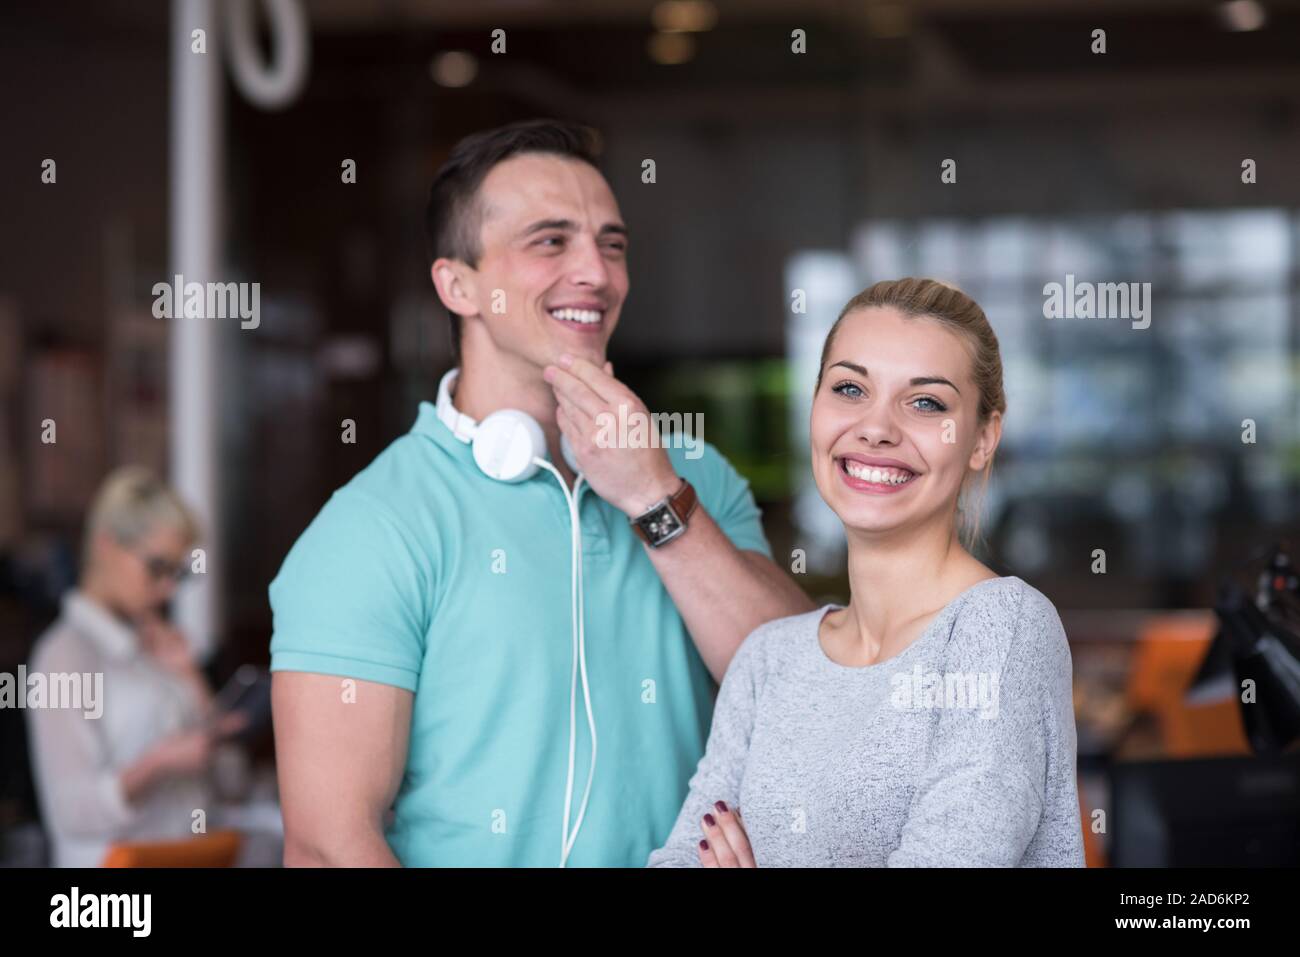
[811,305,1001,537]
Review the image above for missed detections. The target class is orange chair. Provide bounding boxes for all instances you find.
[101,830,242,867]
[1125,613,1251,758]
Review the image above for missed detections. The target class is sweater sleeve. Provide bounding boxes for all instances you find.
[646,631,764,867]
[887,582,1060,867]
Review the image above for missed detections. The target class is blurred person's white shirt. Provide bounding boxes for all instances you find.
[25,589,212,867]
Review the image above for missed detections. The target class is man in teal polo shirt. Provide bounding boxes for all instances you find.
[269,119,814,867]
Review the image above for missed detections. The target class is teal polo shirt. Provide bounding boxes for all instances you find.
[268,396,772,867]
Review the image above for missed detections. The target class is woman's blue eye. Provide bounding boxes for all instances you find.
[831,381,945,413]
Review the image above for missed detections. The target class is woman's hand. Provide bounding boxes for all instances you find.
[121,729,214,802]
[210,710,250,740]
[137,613,199,677]
[146,728,217,777]
[697,801,756,868]
[122,715,250,803]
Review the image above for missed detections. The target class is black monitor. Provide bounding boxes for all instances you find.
[1111,753,1300,866]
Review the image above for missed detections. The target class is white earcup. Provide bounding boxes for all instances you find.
[560,434,582,475]
[472,410,546,483]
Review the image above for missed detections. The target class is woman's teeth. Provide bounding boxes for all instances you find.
[842,460,915,485]
[550,308,602,324]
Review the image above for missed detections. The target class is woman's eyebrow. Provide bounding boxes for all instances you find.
[828,361,961,395]
[911,375,960,394]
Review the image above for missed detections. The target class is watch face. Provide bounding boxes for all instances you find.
[643,505,681,542]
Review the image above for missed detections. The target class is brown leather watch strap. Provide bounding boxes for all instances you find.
[671,478,698,522]
[631,478,697,545]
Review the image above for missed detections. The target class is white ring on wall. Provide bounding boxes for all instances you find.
[224,0,310,109]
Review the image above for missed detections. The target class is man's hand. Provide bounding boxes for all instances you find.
[543,355,816,683]
[542,353,680,517]
[698,801,756,868]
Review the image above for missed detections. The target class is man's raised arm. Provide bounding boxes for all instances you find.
[545,355,817,681]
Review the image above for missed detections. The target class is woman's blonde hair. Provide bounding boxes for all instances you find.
[82,466,200,569]
[816,277,1007,554]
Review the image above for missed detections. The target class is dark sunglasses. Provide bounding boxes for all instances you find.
[134,551,192,583]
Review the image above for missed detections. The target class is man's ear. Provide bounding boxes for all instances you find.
[431,258,479,319]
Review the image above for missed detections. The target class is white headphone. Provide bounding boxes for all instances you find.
[435,368,596,868]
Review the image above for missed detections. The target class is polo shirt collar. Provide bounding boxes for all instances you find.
[411,397,469,459]
[62,589,139,660]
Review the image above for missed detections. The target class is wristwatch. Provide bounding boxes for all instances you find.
[630,478,697,548]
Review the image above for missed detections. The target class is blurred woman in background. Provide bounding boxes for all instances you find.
[26,466,243,867]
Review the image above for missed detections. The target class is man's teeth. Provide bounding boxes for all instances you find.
[550,308,602,324]
[843,461,915,485]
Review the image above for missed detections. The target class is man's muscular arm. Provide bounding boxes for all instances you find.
[641,515,815,682]
[273,672,412,866]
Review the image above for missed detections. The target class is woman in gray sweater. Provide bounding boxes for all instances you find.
[649,278,1084,868]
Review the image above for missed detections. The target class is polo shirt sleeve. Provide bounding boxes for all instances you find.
[686,442,773,560]
[269,486,431,692]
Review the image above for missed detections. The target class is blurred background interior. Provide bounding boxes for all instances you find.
[2,0,1299,866]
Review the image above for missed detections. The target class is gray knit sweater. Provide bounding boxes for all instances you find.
[647,576,1085,867]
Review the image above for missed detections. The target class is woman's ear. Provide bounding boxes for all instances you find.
[968,410,1003,471]
[85,530,125,586]
[92,530,119,564]
[430,258,479,319]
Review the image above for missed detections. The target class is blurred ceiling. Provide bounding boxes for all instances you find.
[7,0,1298,110]
[292,0,1298,30]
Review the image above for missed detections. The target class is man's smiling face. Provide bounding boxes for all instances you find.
[466,152,629,370]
